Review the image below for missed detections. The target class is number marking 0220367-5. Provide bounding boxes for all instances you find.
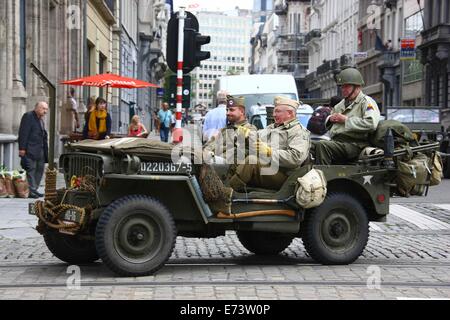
[140,162,192,174]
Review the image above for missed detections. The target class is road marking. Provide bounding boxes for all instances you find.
[390,205,450,230]
[369,223,383,232]
[434,204,450,211]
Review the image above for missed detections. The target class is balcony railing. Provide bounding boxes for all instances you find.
[278,56,309,66]
[305,29,321,43]
[277,38,306,51]
[378,51,400,68]
[316,59,341,76]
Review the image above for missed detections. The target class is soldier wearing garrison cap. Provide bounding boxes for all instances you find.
[228,95,311,191]
[312,67,381,165]
[203,95,256,168]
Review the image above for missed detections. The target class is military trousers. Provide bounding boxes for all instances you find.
[312,140,364,165]
[228,156,287,191]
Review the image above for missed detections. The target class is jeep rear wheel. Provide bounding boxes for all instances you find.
[44,231,98,264]
[95,195,176,277]
[237,231,295,255]
[301,193,369,265]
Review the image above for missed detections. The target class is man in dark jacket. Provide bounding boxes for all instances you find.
[18,102,49,199]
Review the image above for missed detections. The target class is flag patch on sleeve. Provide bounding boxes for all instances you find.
[367,105,374,111]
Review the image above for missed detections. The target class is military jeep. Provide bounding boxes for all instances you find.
[29,138,439,277]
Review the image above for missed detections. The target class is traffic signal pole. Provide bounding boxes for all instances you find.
[172,7,186,144]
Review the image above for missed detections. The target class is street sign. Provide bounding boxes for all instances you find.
[156,88,165,98]
[353,52,368,60]
[400,38,416,61]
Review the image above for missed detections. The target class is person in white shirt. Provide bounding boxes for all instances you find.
[202,90,228,143]
[68,87,80,132]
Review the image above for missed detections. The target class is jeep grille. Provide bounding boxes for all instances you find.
[61,154,103,184]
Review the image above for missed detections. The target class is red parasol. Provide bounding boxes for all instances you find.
[61,73,159,89]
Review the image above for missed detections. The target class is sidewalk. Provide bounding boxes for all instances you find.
[0,129,202,241]
[0,172,65,240]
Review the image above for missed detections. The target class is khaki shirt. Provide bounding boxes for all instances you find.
[259,118,310,169]
[203,120,257,161]
[326,91,380,143]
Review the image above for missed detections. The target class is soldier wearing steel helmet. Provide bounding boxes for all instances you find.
[312,67,381,165]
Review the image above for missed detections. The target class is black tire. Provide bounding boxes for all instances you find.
[301,193,369,265]
[237,231,295,255]
[95,195,176,277]
[43,231,98,264]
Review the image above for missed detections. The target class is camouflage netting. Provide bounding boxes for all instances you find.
[69,138,203,163]
[198,164,226,202]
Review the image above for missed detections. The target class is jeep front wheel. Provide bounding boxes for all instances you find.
[95,195,176,277]
[43,231,98,264]
[237,231,295,255]
[301,193,369,265]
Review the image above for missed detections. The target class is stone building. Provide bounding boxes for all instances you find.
[274,0,310,97]
[419,0,450,110]
[0,0,167,169]
[305,0,359,99]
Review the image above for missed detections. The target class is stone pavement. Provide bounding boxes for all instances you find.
[0,144,449,299]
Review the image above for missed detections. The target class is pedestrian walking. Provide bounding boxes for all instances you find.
[158,102,172,143]
[18,102,49,199]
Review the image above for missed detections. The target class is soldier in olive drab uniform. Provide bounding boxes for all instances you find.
[203,95,256,166]
[228,96,311,191]
[312,68,381,165]
[200,96,256,214]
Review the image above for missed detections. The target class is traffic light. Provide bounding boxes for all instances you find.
[166,11,211,74]
[168,75,191,109]
[185,30,211,71]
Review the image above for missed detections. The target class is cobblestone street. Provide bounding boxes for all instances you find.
[0,181,450,300]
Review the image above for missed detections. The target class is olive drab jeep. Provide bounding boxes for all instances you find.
[29,137,441,277]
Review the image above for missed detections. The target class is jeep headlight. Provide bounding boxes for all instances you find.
[121,155,141,174]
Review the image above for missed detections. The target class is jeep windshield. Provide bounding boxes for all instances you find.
[387,108,440,123]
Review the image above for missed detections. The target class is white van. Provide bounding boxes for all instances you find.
[213,74,313,128]
[213,74,299,108]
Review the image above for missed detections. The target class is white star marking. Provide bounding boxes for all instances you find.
[363,176,374,185]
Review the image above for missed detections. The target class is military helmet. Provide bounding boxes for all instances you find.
[335,68,365,86]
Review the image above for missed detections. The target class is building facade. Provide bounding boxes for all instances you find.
[85,0,120,131]
[305,0,359,99]
[253,0,274,23]
[119,0,139,134]
[419,0,450,111]
[0,0,91,169]
[137,0,169,131]
[401,0,425,106]
[0,0,167,169]
[192,10,253,109]
[274,0,310,97]
[250,13,279,75]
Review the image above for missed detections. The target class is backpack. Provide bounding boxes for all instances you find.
[307,107,332,135]
[369,120,418,149]
[295,169,327,209]
[396,153,431,197]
